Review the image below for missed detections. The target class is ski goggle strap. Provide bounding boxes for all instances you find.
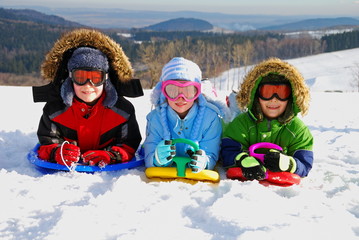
[258,83,291,101]
[161,80,201,102]
[70,68,107,87]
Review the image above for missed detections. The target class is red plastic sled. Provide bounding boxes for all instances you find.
[226,167,301,187]
[226,142,301,187]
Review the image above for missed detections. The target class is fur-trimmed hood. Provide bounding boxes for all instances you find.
[41,28,133,84]
[237,58,310,122]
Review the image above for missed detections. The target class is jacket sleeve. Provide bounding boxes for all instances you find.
[293,150,313,177]
[37,106,64,145]
[36,106,65,161]
[287,123,314,177]
[220,137,243,168]
[143,111,163,168]
[198,110,222,170]
[111,104,142,161]
[220,115,249,168]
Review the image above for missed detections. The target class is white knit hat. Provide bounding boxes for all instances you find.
[160,57,202,83]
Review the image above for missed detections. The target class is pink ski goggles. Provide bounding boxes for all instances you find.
[161,80,201,102]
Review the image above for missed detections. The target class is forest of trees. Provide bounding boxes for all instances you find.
[133,32,325,88]
[322,30,359,52]
[1,15,358,88]
[0,23,63,74]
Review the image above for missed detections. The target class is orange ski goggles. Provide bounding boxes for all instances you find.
[258,83,291,101]
[70,68,107,87]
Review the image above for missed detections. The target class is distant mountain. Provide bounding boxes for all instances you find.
[0,8,83,27]
[3,6,359,31]
[260,17,359,31]
[8,6,314,31]
[143,18,213,31]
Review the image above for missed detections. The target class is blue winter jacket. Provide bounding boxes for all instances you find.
[144,101,222,169]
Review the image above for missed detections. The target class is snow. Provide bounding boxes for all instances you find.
[214,47,359,92]
[1,49,359,240]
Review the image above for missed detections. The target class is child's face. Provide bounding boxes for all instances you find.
[163,80,200,119]
[168,96,194,119]
[259,97,288,119]
[73,82,104,104]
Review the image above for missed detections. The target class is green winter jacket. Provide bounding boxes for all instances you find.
[224,112,313,156]
[221,58,314,177]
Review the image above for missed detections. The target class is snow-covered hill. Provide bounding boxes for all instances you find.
[213,47,359,92]
[0,49,359,240]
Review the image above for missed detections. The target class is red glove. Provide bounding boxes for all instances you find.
[82,150,116,168]
[82,146,132,168]
[38,143,58,161]
[53,143,80,166]
[111,146,132,163]
[38,143,81,166]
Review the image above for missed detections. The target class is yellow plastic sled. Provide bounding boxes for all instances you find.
[145,138,220,183]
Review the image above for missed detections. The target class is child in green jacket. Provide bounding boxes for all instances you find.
[221,58,313,180]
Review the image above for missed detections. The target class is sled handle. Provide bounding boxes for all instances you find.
[249,142,283,162]
[171,138,199,151]
[171,138,199,177]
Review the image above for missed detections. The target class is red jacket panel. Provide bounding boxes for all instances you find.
[37,94,141,161]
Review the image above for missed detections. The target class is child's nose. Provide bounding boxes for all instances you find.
[83,80,94,87]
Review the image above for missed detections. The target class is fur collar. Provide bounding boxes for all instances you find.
[237,58,311,120]
[41,28,133,84]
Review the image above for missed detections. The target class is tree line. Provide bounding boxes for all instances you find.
[135,33,325,88]
[1,21,358,87]
[322,30,359,52]
[0,19,68,75]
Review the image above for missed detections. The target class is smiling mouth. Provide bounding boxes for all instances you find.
[267,105,279,109]
[176,102,187,107]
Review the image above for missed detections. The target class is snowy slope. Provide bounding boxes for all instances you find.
[0,49,359,240]
[213,48,359,92]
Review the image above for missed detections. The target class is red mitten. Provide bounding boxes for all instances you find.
[54,143,80,166]
[82,150,116,168]
[111,146,133,163]
[38,143,58,161]
[82,146,134,167]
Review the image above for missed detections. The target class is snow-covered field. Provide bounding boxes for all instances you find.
[1,49,359,240]
[215,47,359,92]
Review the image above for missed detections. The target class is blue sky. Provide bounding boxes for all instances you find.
[1,0,359,16]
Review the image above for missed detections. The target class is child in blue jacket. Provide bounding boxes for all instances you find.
[143,57,223,173]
